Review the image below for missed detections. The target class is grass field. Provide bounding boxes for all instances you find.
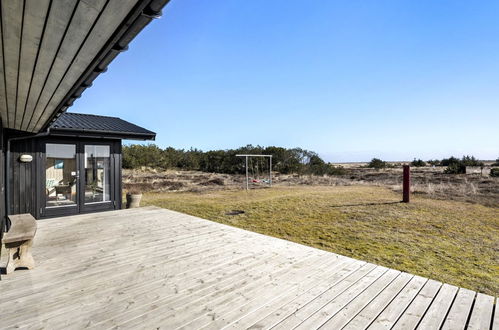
[141,186,499,296]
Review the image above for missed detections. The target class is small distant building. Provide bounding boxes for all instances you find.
[466,166,491,176]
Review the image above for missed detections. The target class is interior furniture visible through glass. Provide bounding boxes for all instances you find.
[84,145,111,204]
[45,143,77,207]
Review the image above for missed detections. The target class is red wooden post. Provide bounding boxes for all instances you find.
[403,165,410,203]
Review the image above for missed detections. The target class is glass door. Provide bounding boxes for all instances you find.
[80,144,114,212]
[44,143,79,216]
[42,141,115,217]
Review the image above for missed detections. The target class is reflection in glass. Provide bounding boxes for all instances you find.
[84,145,111,204]
[45,144,77,207]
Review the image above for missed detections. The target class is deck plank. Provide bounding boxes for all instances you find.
[387,278,442,329]
[492,301,499,330]
[467,293,495,330]
[0,207,495,330]
[238,259,366,330]
[441,288,476,330]
[416,283,459,329]
[96,252,330,329]
[178,255,345,330]
[319,268,401,329]
[343,272,414,330]
[272,263,378,329]
[293,266,389,329]
[367,275,428,330]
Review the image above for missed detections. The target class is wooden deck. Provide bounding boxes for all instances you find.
[0,207,497,329]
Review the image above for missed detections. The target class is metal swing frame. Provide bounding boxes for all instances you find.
[236,154,273,190]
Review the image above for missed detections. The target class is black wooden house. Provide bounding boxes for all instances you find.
[0,0,169,242]
[6,113,155,219]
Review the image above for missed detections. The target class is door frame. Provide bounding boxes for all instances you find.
[39,138,119,218]
[79,141,115,214]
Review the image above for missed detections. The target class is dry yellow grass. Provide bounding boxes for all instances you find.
[141,185,499,296]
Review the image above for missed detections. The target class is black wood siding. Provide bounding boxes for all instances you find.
[0,121,5,238]
[9,138,38,217]
[6,135,122,219]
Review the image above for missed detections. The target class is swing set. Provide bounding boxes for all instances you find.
[235,154,273,190]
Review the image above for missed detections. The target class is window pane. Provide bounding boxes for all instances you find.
[45,144,77,207]
[84,145,111,204]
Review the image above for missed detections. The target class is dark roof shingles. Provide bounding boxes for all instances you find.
[50,113,155,139]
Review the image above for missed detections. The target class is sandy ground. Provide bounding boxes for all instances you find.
[123,166,499,207]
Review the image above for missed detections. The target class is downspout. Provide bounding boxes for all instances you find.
[5,128,52,222]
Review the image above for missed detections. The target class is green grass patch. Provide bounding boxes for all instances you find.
[142,185,499,296]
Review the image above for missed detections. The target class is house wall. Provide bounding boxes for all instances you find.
[6,134,122,219]
[8,136,39,217]
[0,121,5,237]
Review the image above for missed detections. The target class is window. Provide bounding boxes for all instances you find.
[84,145,111,204]
[45,144,77,207]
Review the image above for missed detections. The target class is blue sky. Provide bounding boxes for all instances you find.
[71,0,499,162]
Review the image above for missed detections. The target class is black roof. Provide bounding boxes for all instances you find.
[49,113,156,140]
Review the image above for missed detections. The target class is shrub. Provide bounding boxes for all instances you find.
[327,165,347,176]
[460,155,484,167]
[367,158,387,169]
[441,156,461,167]
[427,159,441,166]
[492,158,499,166]
[490,168,499,177]
[443,155,484,174]
[411,158,426,167]
[444,163,465,174]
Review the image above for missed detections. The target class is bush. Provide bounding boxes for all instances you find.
[492,158,499,166]
[427,159,441,166]
[367,158,387,169]
[327,165,347,176]
[441,156,460,167]
[411,158,426,167]
[490,168,499,177]
[443,155,484,174]
[444,163,466,174]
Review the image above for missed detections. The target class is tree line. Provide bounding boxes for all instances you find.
[124,144,496,176]
[123,144,346,176]
[369,156,494,175]
[410,156,486,174]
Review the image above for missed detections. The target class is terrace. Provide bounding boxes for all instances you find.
[1,207,497,329]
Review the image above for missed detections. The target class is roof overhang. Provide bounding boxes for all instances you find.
[0,0,169,133]
[48,128,156,141]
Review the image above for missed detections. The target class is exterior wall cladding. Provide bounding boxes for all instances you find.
[1,129,122,221]
[0,121,5,238]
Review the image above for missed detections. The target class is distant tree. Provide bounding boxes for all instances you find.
[122,144,341,176]
[441,156,460,167]
[492,158,499,166]
[442,155,483,174]
[427,159,441,166]
[123,144,165,169]
[460,155,484,167]
[410,158,426,167]
[367,158,387,169]
[327,165,347,175]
